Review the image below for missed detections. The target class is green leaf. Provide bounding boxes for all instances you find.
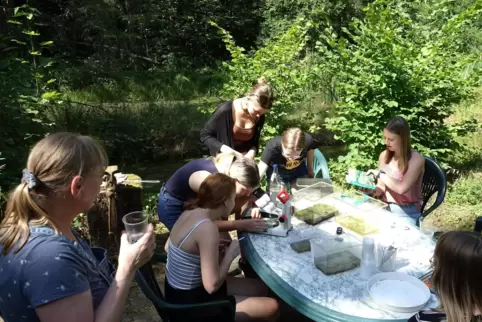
[27,13,33,20]
[40,41,53,46]
[22,30,40,36]
[11,39,27,45]
[29,50,41,56]
[7,20,22,25]
[46,78,56,84]
[41,91,59,100]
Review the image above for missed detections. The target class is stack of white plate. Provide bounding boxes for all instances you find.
[367,272,431,313]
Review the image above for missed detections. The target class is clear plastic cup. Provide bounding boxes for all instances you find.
[122,211,148,244]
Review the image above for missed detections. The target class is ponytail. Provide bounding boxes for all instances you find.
[0,183,57,255]
[0,132,108,255]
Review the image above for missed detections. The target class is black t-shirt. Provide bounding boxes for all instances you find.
[408,310,446,322]
[261,133,318,170]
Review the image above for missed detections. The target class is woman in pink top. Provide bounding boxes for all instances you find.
[373,116,425,225]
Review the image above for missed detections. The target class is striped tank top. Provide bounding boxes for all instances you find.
[165,219,211,290]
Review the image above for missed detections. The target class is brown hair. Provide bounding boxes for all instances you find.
[184,173,236,210]
[213,152,260,189]
[0,132,108,255]
[431,231,482,322]
[384,116,411,173]
[282,128,306,153]
[247,76,276,110]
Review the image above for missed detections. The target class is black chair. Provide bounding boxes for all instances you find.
[135,252,236,322]
[420,157,447,219]
[474,217,482,233]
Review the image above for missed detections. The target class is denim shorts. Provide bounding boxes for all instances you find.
[157,188,185,231]
[266,163,308,189]
[388,203,421,226]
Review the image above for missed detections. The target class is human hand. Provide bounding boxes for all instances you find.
[366,169,380,179]
[117,224,156,275]
[307,170,315,178]
[237,219,268,233]
[250,207,262,219]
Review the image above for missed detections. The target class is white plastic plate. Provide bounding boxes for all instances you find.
[367,272,430,313]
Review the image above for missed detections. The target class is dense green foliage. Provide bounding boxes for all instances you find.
[1,0,482,228]
[322,0,482,175]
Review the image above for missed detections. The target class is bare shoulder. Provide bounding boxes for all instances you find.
[378,150,387,164]
[411,150,425,163]
[410,150,425,169]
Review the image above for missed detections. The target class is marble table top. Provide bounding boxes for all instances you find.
[241,193,437,322]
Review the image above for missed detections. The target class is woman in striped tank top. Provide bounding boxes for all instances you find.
[166,173,279,321]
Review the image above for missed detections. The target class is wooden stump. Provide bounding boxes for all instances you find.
[85,168,142,260]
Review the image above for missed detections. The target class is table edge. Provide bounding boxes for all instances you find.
[240,232,410,322]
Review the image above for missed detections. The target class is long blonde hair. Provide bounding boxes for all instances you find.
[281,127,306,153]
[213,152,260,189]
[0,132,108,255]
[432,231,482,322]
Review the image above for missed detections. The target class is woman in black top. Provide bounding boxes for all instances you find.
[409,231,482,322]
[200,76,275,160]
[258,128,318,189]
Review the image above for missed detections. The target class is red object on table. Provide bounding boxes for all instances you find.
[277,189,290,204]
[279,215,287,223]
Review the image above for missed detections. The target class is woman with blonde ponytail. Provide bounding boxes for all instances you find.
[200,76,275,160]
[0,133,156,322]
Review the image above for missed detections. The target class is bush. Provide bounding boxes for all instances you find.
[319,0,482,178]
[212,19,329,147]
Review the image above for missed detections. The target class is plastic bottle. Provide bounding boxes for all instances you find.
[360,236,377,280]
[269,164,282,206]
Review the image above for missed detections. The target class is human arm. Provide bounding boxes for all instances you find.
[248,115,266,157]
[307,149,315,178]
[188,170,212,193]
[35,226,156,322]
[200,102,234,155]
[215,218,267,232]
[258,137,276,179]
[379,153,425,195]
[198,225,239,294]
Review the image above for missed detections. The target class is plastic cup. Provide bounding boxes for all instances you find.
[122,211,148,244]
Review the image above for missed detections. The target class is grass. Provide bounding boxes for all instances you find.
[426,87,482,232]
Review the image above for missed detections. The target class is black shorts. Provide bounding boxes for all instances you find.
[164,277,231,321]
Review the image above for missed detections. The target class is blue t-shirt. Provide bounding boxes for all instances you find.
[164,158,218,201]
[0,226,114,321]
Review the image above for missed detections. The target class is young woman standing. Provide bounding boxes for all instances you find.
[200,77,275,160]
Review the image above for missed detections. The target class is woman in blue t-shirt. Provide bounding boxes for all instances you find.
[0,133,155,322]
[158,152,268,233]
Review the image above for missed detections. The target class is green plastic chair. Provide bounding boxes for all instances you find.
[135,253,236,322]
[310,149,331,180]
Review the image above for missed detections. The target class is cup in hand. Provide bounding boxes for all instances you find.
[122,211,148,244]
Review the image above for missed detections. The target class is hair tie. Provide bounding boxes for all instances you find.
[22,169,42,190]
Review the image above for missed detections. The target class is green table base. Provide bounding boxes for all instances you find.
[240,232,410,322]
